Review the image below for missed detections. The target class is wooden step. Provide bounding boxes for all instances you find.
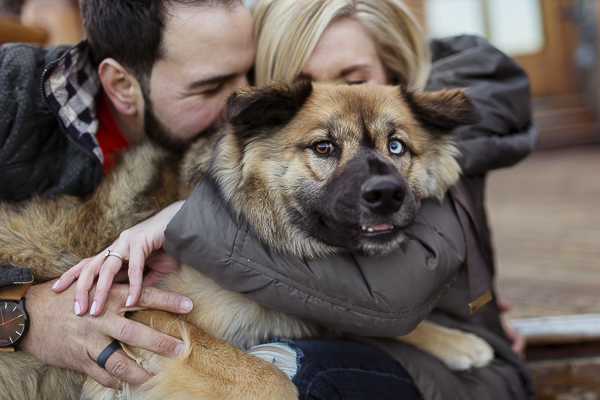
[511,314,600,346]
[510,314,600,399]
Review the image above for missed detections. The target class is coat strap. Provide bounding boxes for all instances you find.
[449,185,493,313]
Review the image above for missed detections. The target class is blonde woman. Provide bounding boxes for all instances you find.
[63,0,535,398]
[252,0,430,89]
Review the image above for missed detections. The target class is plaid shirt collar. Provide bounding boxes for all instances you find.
[43,39,104,164]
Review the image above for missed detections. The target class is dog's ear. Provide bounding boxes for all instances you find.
[226,79,313,139]
[401,88,480,133]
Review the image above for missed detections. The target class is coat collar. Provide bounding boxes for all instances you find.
[43,39,104,164]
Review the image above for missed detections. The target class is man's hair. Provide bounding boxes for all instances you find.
[80,0,239,86]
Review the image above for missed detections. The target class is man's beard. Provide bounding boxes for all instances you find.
[142,92,213,153]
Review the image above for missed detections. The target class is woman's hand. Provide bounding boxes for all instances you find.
[53,201,185,316]
[21,280,193,388]
[497,297,526,358]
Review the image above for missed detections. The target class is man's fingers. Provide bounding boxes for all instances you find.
[86,346,151,388]
[86,363,123,390]
[105,318,184,358]
[136,286,193,315]
[102,349,153,386]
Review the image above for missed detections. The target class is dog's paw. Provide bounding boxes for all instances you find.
[436,330,495,371]
[399,321,495,371]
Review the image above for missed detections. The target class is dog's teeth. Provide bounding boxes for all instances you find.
[367,227,374,232]
[390,226,394,229]
[362,225,367,231]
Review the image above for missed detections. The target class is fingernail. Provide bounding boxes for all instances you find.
[74,301,81,316]
[180,298,193,312]
[90,301,97,315]
[52,280,60,290]
[175,343,184,356]
[126,295,133,307]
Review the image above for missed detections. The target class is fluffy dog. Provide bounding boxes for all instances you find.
[0,81,492,399]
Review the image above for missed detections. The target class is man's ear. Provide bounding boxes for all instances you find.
[226,78,313,140]
[98,58,143,116]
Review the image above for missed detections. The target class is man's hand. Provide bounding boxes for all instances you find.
[21,280,193,389]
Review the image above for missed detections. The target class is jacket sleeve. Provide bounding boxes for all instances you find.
[164,178,465,337]
[427,35,538,175]
[0,265,34,287]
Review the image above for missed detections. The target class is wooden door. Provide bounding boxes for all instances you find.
[409,0,600,147]
[512,0,579,98]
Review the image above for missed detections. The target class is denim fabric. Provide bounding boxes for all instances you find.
[287,339,420,400]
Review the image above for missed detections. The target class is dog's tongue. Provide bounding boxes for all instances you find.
[362,223,393,232]
[371,223,393,231]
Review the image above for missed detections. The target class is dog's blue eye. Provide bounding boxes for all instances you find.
[313,141,335,155]
[389,140,405,155]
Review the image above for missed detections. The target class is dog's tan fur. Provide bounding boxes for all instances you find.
[0,81,492,399]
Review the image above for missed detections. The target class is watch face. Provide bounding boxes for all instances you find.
[0,300,28,348]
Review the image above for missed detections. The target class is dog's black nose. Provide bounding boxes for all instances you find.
[361,176,405,214]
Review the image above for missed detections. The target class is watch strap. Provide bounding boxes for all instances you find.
[0,281,33,301]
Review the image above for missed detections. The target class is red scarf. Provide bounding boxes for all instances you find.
[96,92,130,173]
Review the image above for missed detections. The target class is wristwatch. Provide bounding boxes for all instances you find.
[0,281,33,351]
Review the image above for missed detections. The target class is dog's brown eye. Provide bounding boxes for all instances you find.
[313,141,334,155]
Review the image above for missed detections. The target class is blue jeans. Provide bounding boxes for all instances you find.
[248,338,420,400]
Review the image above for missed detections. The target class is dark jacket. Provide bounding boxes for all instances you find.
[164,36,536,400]
[0,40,103,203]
[0,40,104,288]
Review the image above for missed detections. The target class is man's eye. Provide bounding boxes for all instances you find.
[313,141,335,155]
[346,80,367,85]
[200,83,224,95]
[389,140,406,155]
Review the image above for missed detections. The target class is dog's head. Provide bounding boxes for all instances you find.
[210,80,479,258]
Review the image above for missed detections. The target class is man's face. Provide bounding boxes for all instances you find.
[144,4,255,150]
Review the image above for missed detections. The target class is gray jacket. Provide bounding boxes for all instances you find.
[165,36,536,400]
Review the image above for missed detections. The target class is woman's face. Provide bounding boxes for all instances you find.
[302,17,391,85]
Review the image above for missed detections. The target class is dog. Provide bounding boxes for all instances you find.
[0,80,493,399]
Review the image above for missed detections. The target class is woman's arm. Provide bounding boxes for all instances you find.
[164,178,466,337]
[427,35,538,175]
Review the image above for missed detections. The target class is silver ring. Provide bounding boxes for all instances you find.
[103,249,124,261]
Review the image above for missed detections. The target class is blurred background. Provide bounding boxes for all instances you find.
[0,0,83,45]
[1,0,599,398]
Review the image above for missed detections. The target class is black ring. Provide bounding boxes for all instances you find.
[96,340,122,369]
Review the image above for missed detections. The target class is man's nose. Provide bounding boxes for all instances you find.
[234,73,250,90]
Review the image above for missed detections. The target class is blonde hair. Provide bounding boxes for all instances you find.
[253,0,431,90]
